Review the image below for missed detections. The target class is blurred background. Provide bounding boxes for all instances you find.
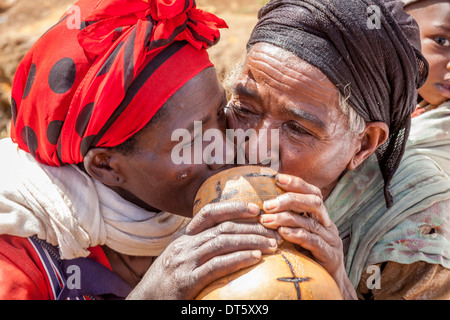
[0,0,266,138]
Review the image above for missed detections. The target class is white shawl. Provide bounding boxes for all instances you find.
[0,138,188,259]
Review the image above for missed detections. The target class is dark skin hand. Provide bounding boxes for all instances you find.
[127,201,282,300]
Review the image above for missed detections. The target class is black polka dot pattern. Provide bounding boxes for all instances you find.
[46,120,64,145]
[20,126,38,158]
[22,63,36,99]
[97,42,124,77]
[80,135,96,157]
[56,139,63,165]
[11,97,17,125]
[75,102,95,137]
[48,58,77,94]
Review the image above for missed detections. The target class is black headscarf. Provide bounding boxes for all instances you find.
[247,0,429,208]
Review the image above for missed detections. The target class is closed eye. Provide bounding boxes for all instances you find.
[228,101,258,116]
[284,121,314,137]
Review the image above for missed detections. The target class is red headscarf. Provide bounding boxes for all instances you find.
[10,0,227,166]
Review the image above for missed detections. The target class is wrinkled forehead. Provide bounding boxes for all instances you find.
[236,43,340,106]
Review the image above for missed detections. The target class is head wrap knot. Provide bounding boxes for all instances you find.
[10,0,227,166]
[79,0,223,57]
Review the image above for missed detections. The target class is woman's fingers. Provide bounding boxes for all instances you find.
[259,173,332,228]
[276,173,322,197]
[278,226,342,274]
[279,227,329,262]
[189,250,263,295]
[263,192,332,228]
[186,201,261,234]
[196,233,279,265]
[260,211,338,244]
[191,221,281,263]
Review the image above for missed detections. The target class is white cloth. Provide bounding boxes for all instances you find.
[407,100,450,174]
[0,138,188,259]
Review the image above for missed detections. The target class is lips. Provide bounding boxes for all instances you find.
[436,82,450,100]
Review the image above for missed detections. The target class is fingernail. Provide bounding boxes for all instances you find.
[252,250,262,259]
[277,174,291,185]
[280,227,291,235]
[247,203,261,215]
[269,238,278,248]
[260,214,275,224]
[263,199,279,211]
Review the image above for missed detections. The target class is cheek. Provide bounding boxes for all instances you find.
[175,167,191,182]
[417,54,448,104]
[278,137,355,187]
[168,165,209,201]
[426,57,445,79]
[421,43,448,80]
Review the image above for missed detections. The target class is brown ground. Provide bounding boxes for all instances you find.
[0,0,264,138]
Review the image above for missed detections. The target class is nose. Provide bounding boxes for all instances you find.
[243,122,280,171]
[204,130,236,172]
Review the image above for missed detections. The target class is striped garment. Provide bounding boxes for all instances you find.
[0,234,131,300]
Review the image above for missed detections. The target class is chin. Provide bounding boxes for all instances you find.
[171,204,194,218]
[176,211,194,218]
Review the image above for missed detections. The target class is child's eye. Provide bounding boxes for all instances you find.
[434,36,450,47]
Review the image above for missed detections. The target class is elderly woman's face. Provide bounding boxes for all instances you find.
[227,43,363,199]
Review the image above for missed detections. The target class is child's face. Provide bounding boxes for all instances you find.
[408,0,450,105]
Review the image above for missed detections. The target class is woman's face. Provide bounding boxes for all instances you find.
[108,67,231,217]
[408,0,450,105]
[226,43,366,199]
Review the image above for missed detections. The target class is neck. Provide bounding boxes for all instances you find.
[76,162,161,213]
[110,186,162,213]
[102,246,155,288]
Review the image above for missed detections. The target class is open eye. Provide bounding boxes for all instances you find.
[434,36,450,47]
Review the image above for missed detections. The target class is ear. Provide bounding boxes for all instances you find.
[83,148,125,186]
[347,122,389,170]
